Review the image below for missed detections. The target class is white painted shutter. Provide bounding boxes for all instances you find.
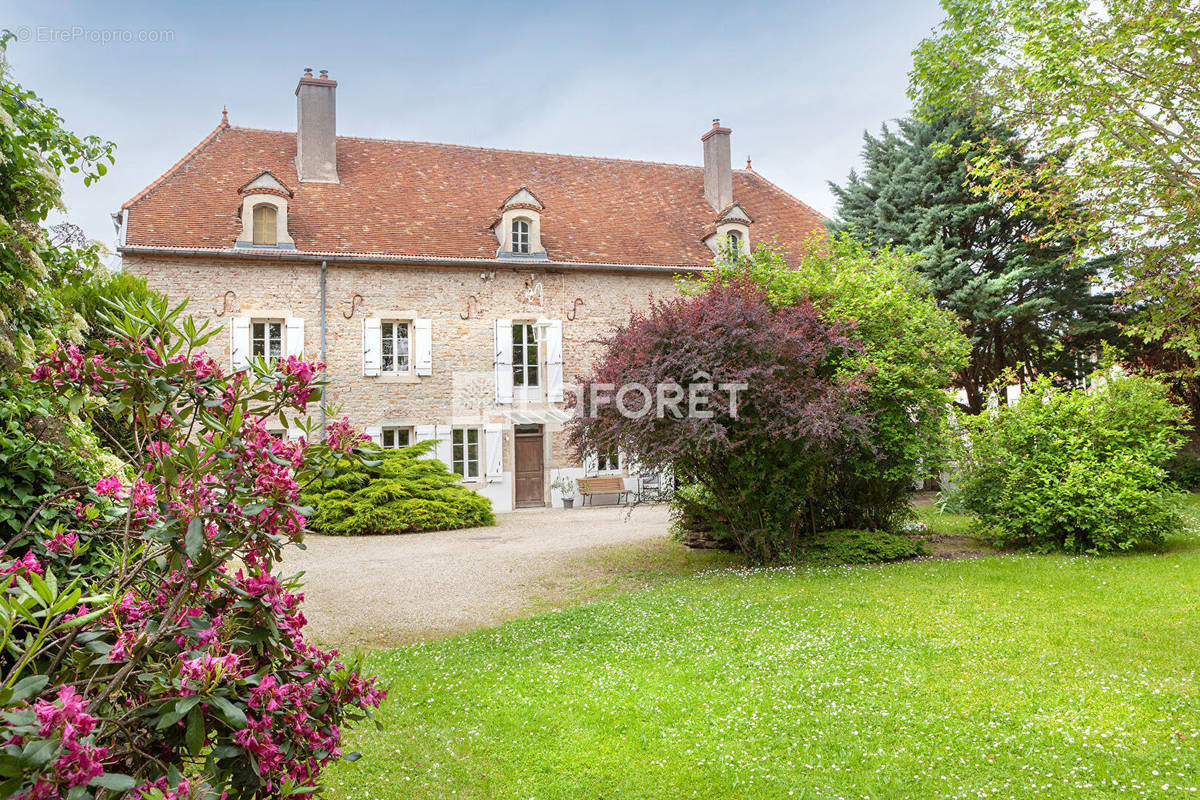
[484,423,504,482]
[285,317,304,358]
[545,319,563,403]
[494,319,513,404]
[362,317,381,377]
[583,451,599,476]
[230,317,251,370]
[433,425,453,467]
[414,318,432,376]
[414,424,437,459]
[364,425,382,445]
[287,428,306,443]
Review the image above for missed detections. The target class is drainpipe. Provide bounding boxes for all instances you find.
[319,259,327,435]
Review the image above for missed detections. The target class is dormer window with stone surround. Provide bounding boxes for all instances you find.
[495,187,547,260]
[235,171,296,250]
[705,202,753,258]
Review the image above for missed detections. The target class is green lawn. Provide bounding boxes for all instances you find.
[328,497,1200,799]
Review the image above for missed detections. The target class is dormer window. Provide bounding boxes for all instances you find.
[705,202,753,258]
[512,219,531,254]
[252,204,278,246]
[494,187,548,260]
[235,171,296,250]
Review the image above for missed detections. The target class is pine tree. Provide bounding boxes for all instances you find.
[830,111,1116,414]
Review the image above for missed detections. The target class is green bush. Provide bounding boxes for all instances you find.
[683,236,969,533]
[954,374,1186,554]
[797,528,928,566]
[303,441,495,535]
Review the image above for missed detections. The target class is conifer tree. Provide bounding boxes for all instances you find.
[830,111,1116,413]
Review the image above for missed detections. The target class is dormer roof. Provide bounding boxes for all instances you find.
[237,170,293,198]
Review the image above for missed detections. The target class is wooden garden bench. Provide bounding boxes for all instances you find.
[576,476,631,506]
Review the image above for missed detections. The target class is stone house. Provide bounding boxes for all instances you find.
[117,69,825,512]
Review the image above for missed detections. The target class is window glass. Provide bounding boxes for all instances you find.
[381,427,411,449]
[512,323,539,387]
[380,321,411,374]
[597,448,621,473]
[452,428,480,479]
[512,219,530,254]
[251,320,283,359]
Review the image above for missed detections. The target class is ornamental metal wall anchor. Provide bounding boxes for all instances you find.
[342,292,364,319]
[459,294,481,320]
[212,290,236,316]
[566,297,585,321]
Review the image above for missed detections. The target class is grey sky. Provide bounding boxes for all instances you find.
[2,0,945,257]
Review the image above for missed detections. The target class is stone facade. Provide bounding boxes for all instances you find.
[126,253,685,512]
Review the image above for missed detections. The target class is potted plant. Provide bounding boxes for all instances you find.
[551,475,576,509]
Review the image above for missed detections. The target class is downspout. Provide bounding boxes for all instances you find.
[319,259,327,435]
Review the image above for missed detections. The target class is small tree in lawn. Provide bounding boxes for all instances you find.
[567,278,867,563]
[0,296,385,799]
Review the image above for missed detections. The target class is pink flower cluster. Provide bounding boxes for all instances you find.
[21,686,108,797]
[273,355,325,408]
[324,416,369,454]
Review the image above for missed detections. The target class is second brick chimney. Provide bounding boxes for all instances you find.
[295,68,339,183]
[702,119,733,212]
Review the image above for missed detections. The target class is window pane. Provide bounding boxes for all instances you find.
[397,429,410,447]
[453,429,464,445]
[382,429,394,448]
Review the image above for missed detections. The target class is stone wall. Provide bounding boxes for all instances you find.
[125,255,685,510]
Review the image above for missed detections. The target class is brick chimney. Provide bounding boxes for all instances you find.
[295,68,339,183]
[702,119,732,212]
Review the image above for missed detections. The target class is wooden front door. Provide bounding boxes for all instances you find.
[514,427,545,508]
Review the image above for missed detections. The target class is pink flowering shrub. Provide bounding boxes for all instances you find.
[0,298,385,799]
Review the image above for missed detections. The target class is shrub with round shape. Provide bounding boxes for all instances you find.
[954,373,1186,553]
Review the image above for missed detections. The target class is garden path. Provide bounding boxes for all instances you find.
[279,504,671,648]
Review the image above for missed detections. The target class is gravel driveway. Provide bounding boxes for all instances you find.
[279,504,671,648]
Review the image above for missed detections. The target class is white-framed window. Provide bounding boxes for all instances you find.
[251,320,284,360]
[597,448,621,473]
[512,219,531,254]
[452,427,481,480]
[512,322,540,388]
[380,320,411,374]
[727,231,741,254]
[381,427,412,449]
[267,429,286,441]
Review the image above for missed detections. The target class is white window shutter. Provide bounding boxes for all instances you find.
[414,318,433,376]
[545,319,564,403]
[285,317,304,358]
[583,451,598,476]
[494,319,513,404]
[362,317,381,377]
[230,317,251,370]
[414,424,437,459]
[287,428,306,443]
[434,425,453,466]
[364,425,382,445]
[484,423,504,482]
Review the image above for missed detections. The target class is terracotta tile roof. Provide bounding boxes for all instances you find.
[121,125,827,267]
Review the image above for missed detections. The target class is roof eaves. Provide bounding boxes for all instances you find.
[117,244,713,273]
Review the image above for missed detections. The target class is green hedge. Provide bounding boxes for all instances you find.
[302,442,495,536]
[954,374,1186,554]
